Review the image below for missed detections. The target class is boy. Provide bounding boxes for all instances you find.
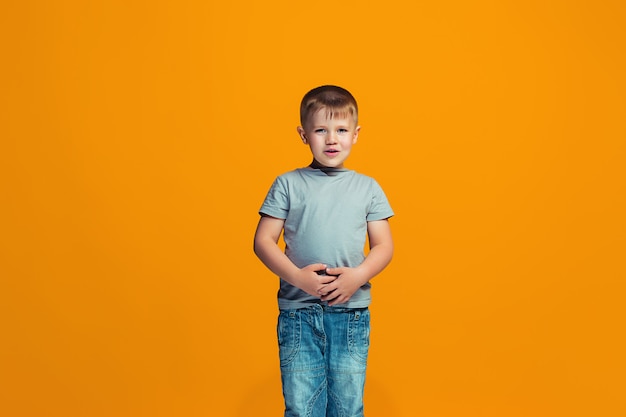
[253,85,394,417]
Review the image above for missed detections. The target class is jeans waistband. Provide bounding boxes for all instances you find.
[281,304,368,314]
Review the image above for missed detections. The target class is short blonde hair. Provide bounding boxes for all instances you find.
[300,85,358,128]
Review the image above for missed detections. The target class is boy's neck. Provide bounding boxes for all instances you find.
[308,159,347,171]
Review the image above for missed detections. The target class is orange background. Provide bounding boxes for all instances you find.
[1,1,625,416]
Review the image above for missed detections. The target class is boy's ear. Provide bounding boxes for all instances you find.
[352,126,361,144]
[297,126,308,144]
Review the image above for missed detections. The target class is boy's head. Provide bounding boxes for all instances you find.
[297,85,361,169]
[299,85,358,129]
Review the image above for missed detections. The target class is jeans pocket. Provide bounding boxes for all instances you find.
[347,308,370,364]
[277,309,301,367]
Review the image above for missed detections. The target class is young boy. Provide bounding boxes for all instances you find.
[253,85,394,417]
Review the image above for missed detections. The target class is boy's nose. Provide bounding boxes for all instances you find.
[326,133,338,144]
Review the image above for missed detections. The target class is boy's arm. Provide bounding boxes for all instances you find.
[321,219,394,306]
[253,215,335,297]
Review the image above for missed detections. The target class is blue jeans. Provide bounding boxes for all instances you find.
[277,304,370,417]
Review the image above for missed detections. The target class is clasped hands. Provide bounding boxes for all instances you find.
[298,263,367,306]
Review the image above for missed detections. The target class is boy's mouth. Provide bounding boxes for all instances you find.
[325,149,339,155]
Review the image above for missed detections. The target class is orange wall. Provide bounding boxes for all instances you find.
[1,1,625,416]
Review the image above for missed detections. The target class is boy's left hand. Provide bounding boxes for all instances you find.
[318,267,367,306]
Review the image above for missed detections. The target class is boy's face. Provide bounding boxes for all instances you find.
[297,109,360,169]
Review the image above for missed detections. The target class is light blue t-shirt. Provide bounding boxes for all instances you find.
[259,167,394,309]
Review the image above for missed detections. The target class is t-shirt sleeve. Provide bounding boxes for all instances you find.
[259,177,289,219]
[367,180,394,221]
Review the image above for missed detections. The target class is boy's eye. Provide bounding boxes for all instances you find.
[314,129,327,134]
[338,129,348,133]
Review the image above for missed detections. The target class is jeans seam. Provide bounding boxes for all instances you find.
[278,310,301,367]
[347,310,369,364]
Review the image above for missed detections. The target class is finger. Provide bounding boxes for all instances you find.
[317,283,332,297]
[324,267,343,276]
[328,294,348,306]
[305,263,327,273]
[318,274,337,284]
[321,290,339,302]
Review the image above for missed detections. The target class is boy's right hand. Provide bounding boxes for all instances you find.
[296,263,338,298]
